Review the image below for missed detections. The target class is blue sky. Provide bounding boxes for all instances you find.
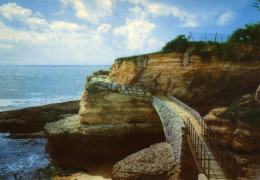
[0,0,259,65]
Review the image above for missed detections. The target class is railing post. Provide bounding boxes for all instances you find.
[208,156,210,179]
[234,158,236,180]
[221,148,224,167]
[204,150,205,173]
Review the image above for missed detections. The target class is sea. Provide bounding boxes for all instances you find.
[0,65,110,180]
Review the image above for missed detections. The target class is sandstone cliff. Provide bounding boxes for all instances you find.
[44,72,165,170]
[108,52,260,114]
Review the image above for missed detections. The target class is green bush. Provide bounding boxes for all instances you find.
[227,23,260,45]
[162,35,189,53]
[86,83,100,94]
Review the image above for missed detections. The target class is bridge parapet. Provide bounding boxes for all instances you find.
[167,94,204,126]
[152,96,184,162]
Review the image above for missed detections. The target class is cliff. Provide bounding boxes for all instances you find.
[108,51,260,114]
[44,72,165,169]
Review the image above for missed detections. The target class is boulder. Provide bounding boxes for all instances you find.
[203,107,235,146]
[111,142,179,180]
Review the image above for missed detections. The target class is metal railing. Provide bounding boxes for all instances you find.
[167,95,237,179]
[203,121,237,180]
[188,32,230,43]
[187,118,211,179]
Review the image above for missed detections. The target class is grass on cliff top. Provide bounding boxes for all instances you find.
[217,94,260,128]
[115,51,163,62]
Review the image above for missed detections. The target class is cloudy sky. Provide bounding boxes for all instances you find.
[0,0,259,65]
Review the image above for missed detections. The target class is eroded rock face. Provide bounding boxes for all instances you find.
[109,52,260,114]
[111,142,179,180]
[231,126,260,152]
[79,91,159,125]
[203,107,235,146]
[203,96,260,180]
[44,114,165,169]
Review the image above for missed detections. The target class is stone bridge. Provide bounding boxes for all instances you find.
[152,95,235,180]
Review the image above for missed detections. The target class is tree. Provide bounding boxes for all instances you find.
[162,35,189,53]
[227,23,260,45]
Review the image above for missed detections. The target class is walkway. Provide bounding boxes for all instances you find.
[155,95,227,180]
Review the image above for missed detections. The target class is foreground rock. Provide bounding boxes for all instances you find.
[204,94,260,179]
[0,100,79,134]
[44,115,165,169]
[204,94,260,152]
[112,142,179,180]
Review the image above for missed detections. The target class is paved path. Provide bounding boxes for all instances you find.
[155,95,228,180]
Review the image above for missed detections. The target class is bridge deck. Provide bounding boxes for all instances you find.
[155,95,228,180]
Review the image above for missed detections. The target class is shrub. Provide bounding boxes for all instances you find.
[86,83,100,94]
[162,35,189,53]
[227,23,260,45]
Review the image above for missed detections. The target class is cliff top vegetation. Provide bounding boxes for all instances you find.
[116,22,260,63]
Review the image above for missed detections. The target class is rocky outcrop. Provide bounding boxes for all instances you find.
[79,91,157,125]
[203,93,260,180]
[44,71,165,170]
[0,100,79,134]
[203,107,235,146]
[111,142,179,180]
[109,52,260,114]
[231,126,260,152]
[204,107,260,152]
[44,114,165,169]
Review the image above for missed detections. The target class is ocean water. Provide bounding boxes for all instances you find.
[0,65,110,180]
[0,65,110,111]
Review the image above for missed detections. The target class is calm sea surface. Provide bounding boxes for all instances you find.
[0,65,110,180]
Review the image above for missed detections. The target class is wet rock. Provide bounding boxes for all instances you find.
[0,100,80,134]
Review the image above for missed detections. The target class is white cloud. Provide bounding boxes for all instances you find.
[97,24,112,34]
[124,1,199,27]
[51,21,86,32]
[129,6,148,20]
[0,3,31,20]
[114,18,155,51]
[0,3,117,65]
[217,11,236,25]
[59,0,113,24]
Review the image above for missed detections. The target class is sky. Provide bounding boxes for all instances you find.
[0,0,259,65]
